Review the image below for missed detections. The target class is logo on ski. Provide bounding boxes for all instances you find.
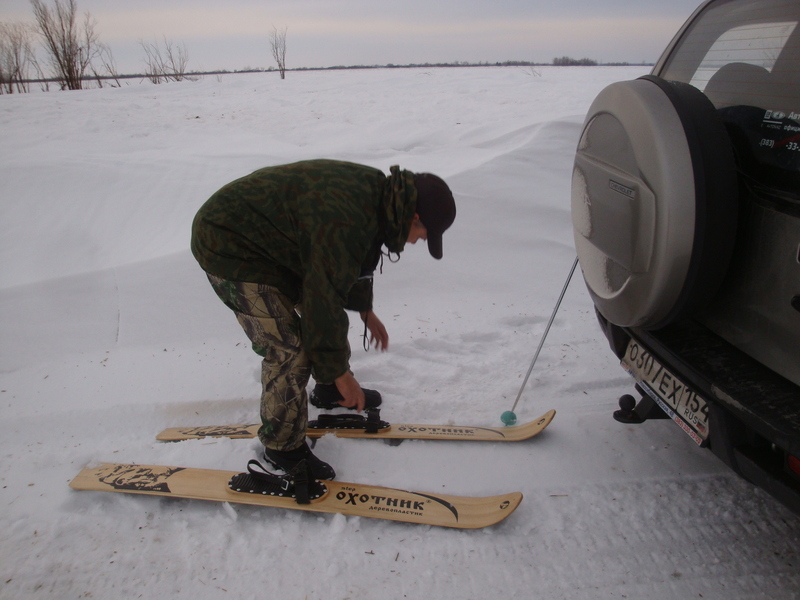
[97,464,185,493]
[178,425,255,437]
[334,486,460,521]
[395,425,506,438]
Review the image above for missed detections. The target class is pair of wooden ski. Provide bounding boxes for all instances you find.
[70,410,555,529]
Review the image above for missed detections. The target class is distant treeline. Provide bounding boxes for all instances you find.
[553,57,597,66]
[212,58,648,76]
[20,59,651,86]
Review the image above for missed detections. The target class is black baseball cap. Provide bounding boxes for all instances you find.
[414,173,456,259]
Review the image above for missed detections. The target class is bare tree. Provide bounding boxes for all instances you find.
[140,36,189,84]
[165,40,189,81]
[270,25,287,79]
[91,42,120,88]
[0,22,36,94]
[140,38,164,84]
[30,0,102,90]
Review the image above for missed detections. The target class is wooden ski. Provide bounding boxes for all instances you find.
[156,409,556,443]
[69,462,522,529]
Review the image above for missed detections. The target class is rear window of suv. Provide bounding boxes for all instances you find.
[659,0,800,200]
[688,21,796,90]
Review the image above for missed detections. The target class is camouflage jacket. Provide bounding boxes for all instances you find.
[191,160,417,383]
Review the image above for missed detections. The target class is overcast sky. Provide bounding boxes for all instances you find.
[2,0,704,73]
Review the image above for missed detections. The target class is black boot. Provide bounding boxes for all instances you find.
[309,382,382,410]
[263,441,336,480]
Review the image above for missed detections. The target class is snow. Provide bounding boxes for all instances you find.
[1,66,799,600]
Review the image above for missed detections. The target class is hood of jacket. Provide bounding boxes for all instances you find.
[381,166,418,254]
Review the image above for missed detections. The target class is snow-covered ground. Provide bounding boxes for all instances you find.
[1,66,798,600]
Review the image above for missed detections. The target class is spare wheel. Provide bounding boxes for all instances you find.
[571,75,738,330]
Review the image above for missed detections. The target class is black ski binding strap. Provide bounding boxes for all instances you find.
[308,409,389,434]
[228,459,326,504]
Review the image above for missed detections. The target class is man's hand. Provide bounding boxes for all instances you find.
[334,371,365,412]
[361,310,389,351]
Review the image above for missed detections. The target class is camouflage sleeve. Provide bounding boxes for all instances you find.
[300,226,369,384]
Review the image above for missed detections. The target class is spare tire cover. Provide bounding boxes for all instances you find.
[571,75,738,330]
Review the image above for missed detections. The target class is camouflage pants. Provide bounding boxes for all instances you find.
[207,274,309,451]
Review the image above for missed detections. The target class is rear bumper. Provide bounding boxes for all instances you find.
[597,310,800,515]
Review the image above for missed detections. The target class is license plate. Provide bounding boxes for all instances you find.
[621,339,710,445]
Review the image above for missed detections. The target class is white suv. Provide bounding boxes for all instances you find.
[572,0,800,514]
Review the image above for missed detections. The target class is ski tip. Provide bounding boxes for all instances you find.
[530,409,556,428]
[506,491,523,510]
[486,491,523,527]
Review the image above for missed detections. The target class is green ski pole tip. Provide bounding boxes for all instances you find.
[501,411,517,426]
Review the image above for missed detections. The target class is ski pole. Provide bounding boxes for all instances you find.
[501,255,579,425]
